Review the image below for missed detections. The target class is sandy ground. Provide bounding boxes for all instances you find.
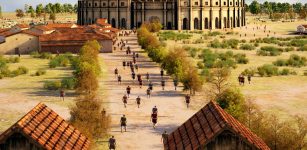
[100,33,200,149]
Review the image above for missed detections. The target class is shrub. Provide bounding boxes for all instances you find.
[287,54,307,67]
[257,46,283,56]
[254,43,260,47]
[10,66,28,77]
[44,80,62,90]
[30,52,53,59]
[49,55,70,68]
[158,31,192,40]
[279,68,290,75]
[241,68,256,76]
[257,64,279,77]
[208,31,222,36]
[61,77,76,90]
[234,54,249,64]
[193,38,205,44]
[284,47,295,52]
[298,45,307,51]
[240,44,255,50]
[197,61,204,69]
[304,71,307,76]
[7,57,20,63]
[35,69,46,76]
[241,39,247,43]
[289,39,307,47]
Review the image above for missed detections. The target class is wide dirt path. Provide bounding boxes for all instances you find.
[100,32,197,149]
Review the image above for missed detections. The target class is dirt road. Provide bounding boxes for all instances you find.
[100,33,198,149]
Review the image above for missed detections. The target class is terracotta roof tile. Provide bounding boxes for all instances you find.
[0,103,90,150]
[301,25,307,28]
[46,23,78,29]
[164,101,270,150]
[15,24,30,28]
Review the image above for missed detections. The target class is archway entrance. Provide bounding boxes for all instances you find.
[194,18,199,30]
[121,18,126,29]
[167,22,172,29]
[224,17,227,28]
[183,18,188,30]
[111,18,116,28]
[215,17,219,29]
[205,18,209,29]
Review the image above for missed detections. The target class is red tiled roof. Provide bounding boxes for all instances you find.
[96,18,108,25]
[0,31,21,37]
[46,23,78,29]
[0,28,10,33]
[34,25,55,31]
[22,30,41,36]
[301,25,307,28]
[0,103,90,150]
[39,28,112,42]
[15,24,30,29]
[164,101,270,150]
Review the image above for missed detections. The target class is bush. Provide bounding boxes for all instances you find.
[49,55,70,68]
[61,77,76,90]
[289,39,307,47]
[241,68,256,76]
[254,43,260,47]
[273,54,307,67]
[193,38,205,44]
[279,68,290,75]
[273,59,288,66]
[298,45,307,51]
[158,31,192,40]
[241,39,247,43]
[257,64,279,77]
[7,57,20,63]
[257,46,283,56]
[208,31,222,36]
[44,80,62,90]
[304,71,307,76]
[234,54,249,64]
[34,69,46,76]
[284,47,295,52]
[209,39,239,49]
[10,66,28,77]
[197,61,204,69]
[30,52,53,59]
[240,44,255,50]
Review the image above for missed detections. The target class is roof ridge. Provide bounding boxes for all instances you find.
[208,101,229,124]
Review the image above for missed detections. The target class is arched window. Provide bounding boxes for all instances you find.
[194,18,199,30]
[204,18,209,29]
[215,17,219,29]
[183,18,188,30]
[111,18,116,27]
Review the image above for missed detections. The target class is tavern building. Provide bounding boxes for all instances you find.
[77,0,246,30]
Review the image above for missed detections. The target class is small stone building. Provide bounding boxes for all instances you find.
[0,24,40,54]
[164,101,270,150]
[0,103,90,150]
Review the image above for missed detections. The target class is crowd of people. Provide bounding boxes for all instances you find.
[108,30,189,150]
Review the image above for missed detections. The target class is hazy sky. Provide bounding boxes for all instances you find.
[0,0,306,12]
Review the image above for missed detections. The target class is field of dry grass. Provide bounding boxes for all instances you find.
[0,55,75,132]
[162,16,307,119]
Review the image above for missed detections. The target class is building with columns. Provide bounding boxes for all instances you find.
[77,0,246,30]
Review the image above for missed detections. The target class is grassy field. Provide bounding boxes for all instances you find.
[160,16,307,119]
[0,55,75,132]
[1,12,77,28]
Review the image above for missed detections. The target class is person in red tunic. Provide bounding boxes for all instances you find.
[122,95,128,108]
[185,94,191,108]
[126,86,131,97]
[114,68,118,77]
[60,89,65,101]
[151,113,158,129]
[136,96,141,108]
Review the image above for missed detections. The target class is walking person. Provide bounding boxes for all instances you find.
[132,72,136,82]
[139,79,143,88]
[161,79,165,90]
[151,112,158,129]
[161,131,168,144]
[152,106,158,114]
[160,69,164,78]
[122,94,128,108]
[108,136,116,150]
[185,94,191,108]
[136,53,139,58]
[147,88,151,98]
[60,89,65,101]
[136,96,141,108]
[123,61,126,69]
[120,115,127,132]
[241,75,245,86]
[248,74,252,84]
[137,74,142,82]
[126,86,131,97]
[114,68,118,77]
[173,78,178,91]
[117,75,122,85]
[146,72,150,81]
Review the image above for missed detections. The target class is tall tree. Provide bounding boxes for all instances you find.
[36,4,44,17]
[27,6,34,14]
[45,3,53,13]
[293,3,303,13]
[74,4,78,13]
[262,1,273,18]
[49,12,56,22]
[249,0,261,15]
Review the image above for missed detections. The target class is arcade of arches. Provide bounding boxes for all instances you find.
[78,0,246,30]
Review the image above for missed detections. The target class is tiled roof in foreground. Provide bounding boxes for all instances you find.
[0,103,90,150]
[164,101,270,150]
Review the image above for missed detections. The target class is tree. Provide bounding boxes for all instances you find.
[249,0,261,15]
[73,4,78,13]
[182,66,202,95]
[27,6,35,15]
[299,6,307,20]
[293,3,303,13]
[36,4,44,17]
[24,4,29,14]
[45,3,53,13]
[15,9,25,18]
[49,12,56,22]
[262,1,273,18]
[206,68,231,97]
[30,11,35,18]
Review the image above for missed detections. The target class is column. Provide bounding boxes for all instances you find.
[190,0,193,30]
[142,2,145,24]
[127,0,131,29]
[177,0,182,30]
[117,0,120,28]
[172,2,175,29]
[164,2,167,29]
